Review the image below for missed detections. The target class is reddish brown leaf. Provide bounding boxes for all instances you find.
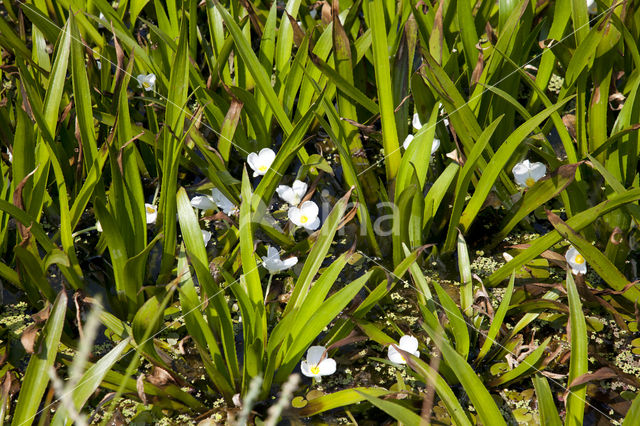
[568,367,617,388]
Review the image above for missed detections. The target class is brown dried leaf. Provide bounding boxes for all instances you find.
[20,323,41,354]
[609,227,623,245]
[146,366,175,387]
[12,167,38,241]
[136,374,148,405]
[562,114,577,140]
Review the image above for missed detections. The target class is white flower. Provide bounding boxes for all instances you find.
[512,160,546,188]
[587,0,597,14]
[503,252,514,262]
[201,229,212,246]
[6,149,12,163]
[309,8,317,19]
[300,346,336,379]
[412,113,423,130]
[96,220,103,233]
[276,180,308,205]
[145,203,157,224]
[388,335,420,365]
[191,188,236,215]
[96,60,102,70]
[98,12,106,28]
[402,134,440,154]
[247,148,276,177]
[261,246,298,274]
[232,393,242,408]
[288,200,321,230]
[565,246,587,275]
[136,73,156,91]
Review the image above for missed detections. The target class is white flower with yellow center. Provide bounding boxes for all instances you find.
[288,200,321,230]
[191,188,236,215]
[512,160,546,188]
[247,148,276,177]
[587,0,597,14]
[261,246,298,274]
[276,180,308,206]
[300,346,336,380]
[565,246,587,275]
[145,203,157,224]
[136,73,156,92]
[388,335,420,365]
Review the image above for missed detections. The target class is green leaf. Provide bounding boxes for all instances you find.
[159,13,190,277]
[284,189,352,315]
[459,97,572,232]
[494,163,579,243]
[486,189,640,287]
[476,272,515,362]
[489,337,551,386]
[566,272,588,425]
[443,116,502,253]
[356,391,423,424]
[296,387,392,417]
[422,321,506,426]
[432,280,469,360]
[533,375,562,426]
[11,291,67,426]
[547,210,640,303]
[367,0,401,181]
[50,339,130,426]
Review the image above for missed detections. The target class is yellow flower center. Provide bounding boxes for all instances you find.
[525,177,536,187]
[574,254,585,264]
[258,165,267,172]
[143,81,150,88]
[146,206,155,214]
[310,365,320,375]
[300,215,308,224]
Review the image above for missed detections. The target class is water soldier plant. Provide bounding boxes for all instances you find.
[0,0,639,423]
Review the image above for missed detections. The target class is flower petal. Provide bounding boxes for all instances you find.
[306,217,321,230]
[276,186,296,205]
[300,361,314,377]
[288,206,302,226]
[565,246,579,263]
[529,162,547,182]
[402,134,414,150]
[191,195,216,210]
[572,263,587,275]
[259,148,276,166]
[388,345,405,364]
[300,200,319,219]
[145,204,158,224]
[399,335,419,353]
[306,346,327,365]
[292,180,308,197]
[247,153,259,172]
[318,358,336,376]
[431,138,440,155]
[412,113,422,130]
[281,256,298,269]
[211,189,235,213]
[266,246,280,260]
[201,230,212,246]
